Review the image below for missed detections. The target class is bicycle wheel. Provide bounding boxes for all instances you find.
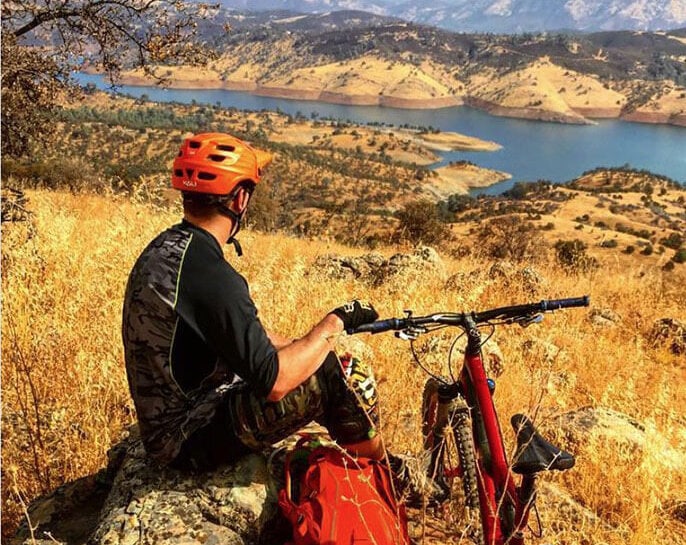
[422,378,484,545]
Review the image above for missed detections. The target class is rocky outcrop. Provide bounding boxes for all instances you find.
[621,110,686,127]
[588,307,621,327]
[648,317,686,355]
[481,261,546,295]
[12,430,286,545]
[312,246,446,285]
[17,406,679,545]
[552,407,686,472]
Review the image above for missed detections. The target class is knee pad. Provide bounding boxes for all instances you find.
[319,353,379,445]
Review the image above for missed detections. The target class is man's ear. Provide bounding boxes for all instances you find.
[232,186,251,213]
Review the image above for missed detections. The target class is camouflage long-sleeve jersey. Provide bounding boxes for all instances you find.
[122,220,279,465]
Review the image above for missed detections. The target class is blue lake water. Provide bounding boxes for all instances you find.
[76,73,686,194]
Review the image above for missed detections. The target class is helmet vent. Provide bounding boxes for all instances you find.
[209,154,226,162]
[174,169,183,177]
[185,168,194,177]
[189,141,201,149]
[197,172,216,181]
[216,144,235,152]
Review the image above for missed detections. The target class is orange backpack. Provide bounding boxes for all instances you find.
[278,443,410,545]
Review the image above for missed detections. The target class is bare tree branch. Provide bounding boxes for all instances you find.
[2,0,218,156]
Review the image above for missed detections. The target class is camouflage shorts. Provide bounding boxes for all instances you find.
[228,352,379,450]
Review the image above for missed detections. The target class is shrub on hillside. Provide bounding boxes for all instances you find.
[246,182,284,233]
[393,200,451,246]
[1,156,102,192]
[442,193,476,214]
[600,239,618,248]
[554,239,598,272]
[660,233,683,250]
[672,249,686,264]
[476,215,545,262]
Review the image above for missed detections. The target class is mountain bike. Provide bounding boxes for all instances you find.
[349,296,589,545]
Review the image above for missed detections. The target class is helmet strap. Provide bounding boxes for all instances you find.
[217,201,245,257]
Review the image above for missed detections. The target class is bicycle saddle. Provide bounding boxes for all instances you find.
[510,414,575,474]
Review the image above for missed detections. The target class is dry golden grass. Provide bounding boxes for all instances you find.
[2,189,685,543]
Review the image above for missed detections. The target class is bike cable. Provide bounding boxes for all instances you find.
[447,330,467,383]
[409,336,451,385]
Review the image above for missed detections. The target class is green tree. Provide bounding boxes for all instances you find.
[476,215,544,262]
[672,249,686,264]
[554,239,598,272]
[393,200,451,246]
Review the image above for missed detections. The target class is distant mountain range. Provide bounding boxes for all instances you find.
[214,0,686,33]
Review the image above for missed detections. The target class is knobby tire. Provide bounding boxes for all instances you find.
[422,378,485,545]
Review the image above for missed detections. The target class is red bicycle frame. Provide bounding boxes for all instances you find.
[460,319,531,545]
[348,296,587,544]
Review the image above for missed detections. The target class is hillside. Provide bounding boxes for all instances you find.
[109,13,686,126]
[3,90,514,240]
[3,92,685,269]
[2,189,685,543]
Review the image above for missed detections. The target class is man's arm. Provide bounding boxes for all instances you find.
[267,314,342,401]
[266,330,294,349]
[267,301,378,402]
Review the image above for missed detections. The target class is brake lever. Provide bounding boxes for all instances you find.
[395,326,426,341]
[518,313,544,328]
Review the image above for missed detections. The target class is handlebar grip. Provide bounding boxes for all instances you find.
[347,318,403,335]
[542,296,590,311]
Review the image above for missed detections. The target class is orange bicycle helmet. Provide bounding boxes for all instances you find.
[172,133,272,195]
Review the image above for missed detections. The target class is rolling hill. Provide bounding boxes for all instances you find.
[113,11,686,125]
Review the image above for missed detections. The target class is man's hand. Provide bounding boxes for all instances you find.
[330,300,379,332]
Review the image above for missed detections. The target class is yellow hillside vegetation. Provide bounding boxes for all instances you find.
[2,190,685,543]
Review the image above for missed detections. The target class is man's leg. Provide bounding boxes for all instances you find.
[228,352,382,458]
[338,435,384,459]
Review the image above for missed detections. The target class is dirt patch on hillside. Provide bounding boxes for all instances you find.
[427,162,511,198]
[418,131,500,152]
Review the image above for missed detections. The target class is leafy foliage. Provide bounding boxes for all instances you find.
[673,249,686,264]
[393,200,451,246]
[1,35,62,156]
[475,215,545,262]
[1,0,208,157]
[554,239,598,272]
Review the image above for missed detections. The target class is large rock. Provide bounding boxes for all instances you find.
[13,429,286,545]
[380,246,446,282]
[313,246,446,285]
[552,407,686,472]
[649,318,686,355]
[311,252,386,281]
[588,307,621,327]
[486,261,546,295]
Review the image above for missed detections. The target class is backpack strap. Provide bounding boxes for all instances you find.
[282,434,322,502]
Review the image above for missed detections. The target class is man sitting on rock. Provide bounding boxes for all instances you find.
[122,132,384,472]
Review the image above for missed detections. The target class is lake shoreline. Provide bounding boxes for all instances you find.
[109,70,686,129]
[75,72,686,186]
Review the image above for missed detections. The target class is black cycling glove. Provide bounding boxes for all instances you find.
[330,300,379,332]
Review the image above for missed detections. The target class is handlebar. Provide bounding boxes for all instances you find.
[348,296,590,335]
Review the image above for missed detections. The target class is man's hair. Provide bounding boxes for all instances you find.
[182,192,229,219]
[181,181,256,219]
